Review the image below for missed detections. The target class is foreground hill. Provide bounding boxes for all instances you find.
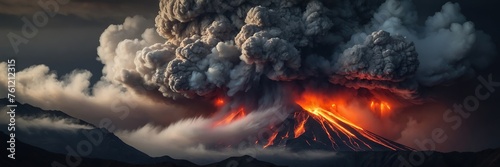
[2,132,500,167]
[0,132,280,167]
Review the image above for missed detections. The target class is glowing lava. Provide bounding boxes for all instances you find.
[214,98,225,107]
[295,91,404,151]
[370,100,392,117]
[263,131,279,148]
[213,108,246,127]
[294,112,309,138]
[210,105,283,149]
[210,93,408,150]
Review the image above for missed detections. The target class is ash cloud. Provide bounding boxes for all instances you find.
[0,0,497,162]
[361,0,496,87]
[105,0,494,102]
[116,0,495,156]
[0,16,214,130]
[330,30,419,100]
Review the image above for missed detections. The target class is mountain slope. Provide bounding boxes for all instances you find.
[0,98,92,126]
[204,155,281,167]
[2,132,499,167]
[265,110,413,151]
[0,132,280,167]
[0,99,186,164]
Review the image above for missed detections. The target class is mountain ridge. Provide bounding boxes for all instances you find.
[0,132,280,167]
[2,132,499,167]
[2,99,499,167]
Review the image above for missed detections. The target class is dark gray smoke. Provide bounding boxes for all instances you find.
[330,30,419,100]
[104,0,495,102]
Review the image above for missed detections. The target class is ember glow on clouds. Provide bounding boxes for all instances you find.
[1,0,500,164]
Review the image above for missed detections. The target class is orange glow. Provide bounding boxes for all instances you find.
[208,91,405,150]
[214,98,225,107]
[282,131,289,139]
[369,100,392,116]
[263,131,279,148]
[213,108,246,127]
[293,112,309,138]
[295,91,403,151]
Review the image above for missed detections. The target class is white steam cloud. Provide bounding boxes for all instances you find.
[0,107,93,132]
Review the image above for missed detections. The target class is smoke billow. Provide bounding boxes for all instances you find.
[0,0,497,163]
[99,0,494,103]
[330,30,419,100]
[92,0,496,158]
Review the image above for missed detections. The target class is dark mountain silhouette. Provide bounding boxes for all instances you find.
[0,132,280,167]
[0,99,281,167]
[0,99,92,126]
[2,132,499,167]
[265,110,413,151]
[0,99,158,164]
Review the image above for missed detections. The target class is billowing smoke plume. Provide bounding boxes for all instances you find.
[105,0,495,157]
[95,0,494,103]
[330,30,419,100]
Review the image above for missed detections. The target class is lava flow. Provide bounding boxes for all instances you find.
[212,107,246,127]
[294,91,409,151]
[294,112,309,138]
[370,100,392,117]
[209,92,411,151]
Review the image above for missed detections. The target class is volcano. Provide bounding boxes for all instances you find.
[263,110,414,151]
[232,90,416,152]
[209,89,415,152]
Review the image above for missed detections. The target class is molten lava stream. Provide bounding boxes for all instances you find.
[212,108,246,127]
[294,112,309,138]
[210,105,281,149]
[306,107,372,150]
[263,131,279,148]
[295,92,403,151]
[370,100,392,117]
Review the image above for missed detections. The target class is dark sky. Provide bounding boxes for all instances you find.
[412,0,500,151]
[1,0,500,152]
[0,0,159,84]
